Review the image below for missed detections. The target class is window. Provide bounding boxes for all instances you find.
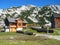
[18,23,21,26]
[23,23,26,26]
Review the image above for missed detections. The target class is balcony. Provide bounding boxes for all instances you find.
[10,25,16,28]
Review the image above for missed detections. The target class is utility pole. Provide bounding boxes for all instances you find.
[47,25,49,35]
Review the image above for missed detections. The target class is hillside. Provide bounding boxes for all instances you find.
[0,5,60,27]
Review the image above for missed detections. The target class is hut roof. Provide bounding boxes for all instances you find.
[7,18,28,23]
[53,13,60,17]
[7,18,16,23]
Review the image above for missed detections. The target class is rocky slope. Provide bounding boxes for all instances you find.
[0,5,60,27]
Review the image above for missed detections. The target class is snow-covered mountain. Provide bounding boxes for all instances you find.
[0,5,60,27]
[49,5,60,13]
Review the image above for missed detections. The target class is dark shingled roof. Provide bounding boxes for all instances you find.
[7,18,28,23]
[53,13,60,17]
[7,18,16,23]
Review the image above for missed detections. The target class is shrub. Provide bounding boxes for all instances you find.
[25,32,33,35]
[16,31,24,34]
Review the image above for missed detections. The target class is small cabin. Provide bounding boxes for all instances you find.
[51,13,60,28]
[4,18,28,32]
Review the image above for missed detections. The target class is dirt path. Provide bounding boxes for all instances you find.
[35,34,60,40]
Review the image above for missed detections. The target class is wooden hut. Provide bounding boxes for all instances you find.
[51,13,60,28]
[4,18,28,32]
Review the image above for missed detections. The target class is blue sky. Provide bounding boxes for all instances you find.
[0,0,60,9]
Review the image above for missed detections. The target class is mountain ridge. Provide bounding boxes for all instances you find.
[0,5,60,27]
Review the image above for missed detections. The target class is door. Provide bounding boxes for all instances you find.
[10,27,16,32]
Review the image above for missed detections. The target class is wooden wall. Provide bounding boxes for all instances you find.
[9,23,16,32]
[8,19,27,32]
[55,17,60,28]
[16,19,23,28]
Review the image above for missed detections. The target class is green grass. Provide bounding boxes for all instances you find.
[0,32,18,36]
[50,28,60,35]
[0,31,60,45]
[0,32,59,45]
[24,28,37,33]
[0,39,60,45]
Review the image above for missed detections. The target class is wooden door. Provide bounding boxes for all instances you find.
[55,18,60,28]
[10,27,16,32]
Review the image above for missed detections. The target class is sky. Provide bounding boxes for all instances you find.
[0,0,60,9]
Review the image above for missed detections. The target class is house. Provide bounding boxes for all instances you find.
[4,18,28,32]
[51,13,60,28]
